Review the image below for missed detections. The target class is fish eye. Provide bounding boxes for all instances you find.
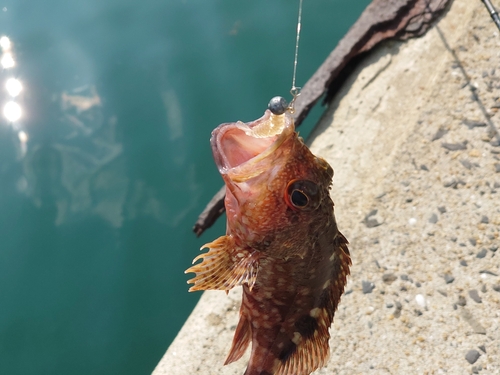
[285,179,321,211]
[290,189,308,207]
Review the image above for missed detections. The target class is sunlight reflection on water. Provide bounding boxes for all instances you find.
[5,77,22,97]
[3,100,21,121]
[1,35,26,158]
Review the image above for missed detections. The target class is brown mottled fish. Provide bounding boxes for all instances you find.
[186,97,351,375]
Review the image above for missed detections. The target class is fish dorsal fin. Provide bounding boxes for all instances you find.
[276,236,351,375]
[185,235,260,292]
[224,311,251,365]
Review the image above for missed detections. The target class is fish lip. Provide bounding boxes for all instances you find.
[210,109,294,182]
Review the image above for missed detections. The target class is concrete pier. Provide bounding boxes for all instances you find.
[154,0,500,373]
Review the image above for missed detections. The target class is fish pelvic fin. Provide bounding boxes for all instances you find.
[185,235,260,292]
[224,311,251,365]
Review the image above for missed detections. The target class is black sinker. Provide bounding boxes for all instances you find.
[268,96,288,115]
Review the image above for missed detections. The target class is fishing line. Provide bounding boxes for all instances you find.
[288,0,303,113]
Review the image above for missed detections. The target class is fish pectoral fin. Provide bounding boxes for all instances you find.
[224,312,251,365]
[185,235,260,292]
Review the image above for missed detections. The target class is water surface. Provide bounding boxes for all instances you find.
[0,1,370,373]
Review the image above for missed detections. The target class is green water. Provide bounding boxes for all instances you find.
[0,1,370,374]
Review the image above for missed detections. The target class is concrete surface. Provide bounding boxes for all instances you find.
[153,0,500,373]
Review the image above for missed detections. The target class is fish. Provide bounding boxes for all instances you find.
[186,97,351,375]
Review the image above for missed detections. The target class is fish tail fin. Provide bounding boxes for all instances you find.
[224,312,251,365]
[239,331,329,375]
[185,235,260,292]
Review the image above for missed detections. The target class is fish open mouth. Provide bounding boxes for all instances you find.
[211,110,294,181]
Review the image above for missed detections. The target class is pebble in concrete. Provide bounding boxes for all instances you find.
[444,273,455,284]
[364,209,383,228]
[432,127,447,141]
[393,301,402,318]
[465,349,480,364]
[469,290,482,303]
[460,159,472,169]
[443,177,458,188]
[428,213,438,223]
[415,294,426,308]
[382,273,397,284]
[362,281,375,294]
[461,309,486,334]
[457,295,467,306]
[442,142,467,151]
[462,119,486,129]
[480,270,498,276]
[476,249,487,259]
[480,215,489,224]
